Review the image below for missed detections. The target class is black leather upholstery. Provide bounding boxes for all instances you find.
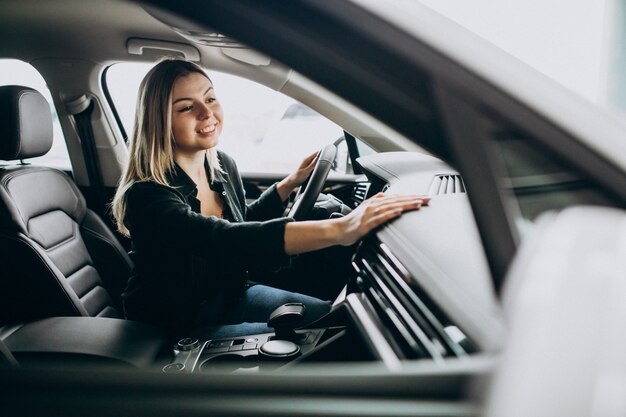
[0,85,131,323]
[0,86,53,160]
[0,338,18,368]
[3,317,167,368]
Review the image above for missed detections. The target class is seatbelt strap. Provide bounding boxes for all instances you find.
[67,95,106,216]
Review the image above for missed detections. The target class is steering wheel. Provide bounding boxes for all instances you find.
[288,144,337,221]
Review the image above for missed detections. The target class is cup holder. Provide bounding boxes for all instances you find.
[199,354,260,373]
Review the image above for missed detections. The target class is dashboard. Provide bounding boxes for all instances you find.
[355,152,505,358]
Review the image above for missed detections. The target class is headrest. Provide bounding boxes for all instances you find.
[0,85,53,160]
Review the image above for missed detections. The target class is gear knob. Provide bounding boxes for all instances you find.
[267,303,306,341]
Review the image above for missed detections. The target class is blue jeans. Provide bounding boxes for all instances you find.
[191,284,331,340]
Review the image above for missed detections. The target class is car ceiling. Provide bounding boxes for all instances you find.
[0,0,413,153]
[0,0,179,64]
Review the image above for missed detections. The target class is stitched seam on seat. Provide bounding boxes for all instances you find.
[96,305,113,317]
[0,166,80,231]
[96,306,117,318]
[28,210,76,251]
[43,222,97,280]
[0,167,49,228]
[80,284,101,301]
[59,254,94,282]
[80,285,111,316]
[0,168,80,227]
[0,232,85,316]
[81,225,130,266]
[66,264,98,297]
[80,226,125,317]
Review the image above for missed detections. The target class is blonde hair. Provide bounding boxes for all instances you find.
[112,58,221,236]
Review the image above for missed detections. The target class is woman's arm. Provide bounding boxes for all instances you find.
[126,181,293,271]
[284,193,429,255]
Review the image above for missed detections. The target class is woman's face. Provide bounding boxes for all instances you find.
[170,72,224,156]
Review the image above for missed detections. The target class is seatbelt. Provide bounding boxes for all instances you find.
[66,95,106,216]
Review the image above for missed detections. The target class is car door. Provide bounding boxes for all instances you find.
[5,0,626,416]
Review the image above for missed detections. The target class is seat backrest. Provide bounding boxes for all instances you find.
[0,85,131,323]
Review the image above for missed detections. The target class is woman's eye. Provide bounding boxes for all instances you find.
[206,98,216,104]
[178,106,192,113]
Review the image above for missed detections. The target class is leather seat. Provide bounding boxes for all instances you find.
[0,85,130,323]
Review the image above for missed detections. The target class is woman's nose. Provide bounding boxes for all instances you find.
[198,103,212,119]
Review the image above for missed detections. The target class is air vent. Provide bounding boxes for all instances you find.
[352,182,370,207]
[429,174,465,195]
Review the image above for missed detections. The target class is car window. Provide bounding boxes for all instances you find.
[105,63,344,174]
[487,120,620,237]
[0,59,71,170]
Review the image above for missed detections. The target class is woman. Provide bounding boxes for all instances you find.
[112,58,428,339]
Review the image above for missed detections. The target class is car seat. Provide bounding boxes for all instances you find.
[0,85,130,323]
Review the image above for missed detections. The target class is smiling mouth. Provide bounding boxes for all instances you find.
[197,123,218,134]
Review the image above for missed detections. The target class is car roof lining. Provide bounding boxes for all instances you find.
[0,0,417,154]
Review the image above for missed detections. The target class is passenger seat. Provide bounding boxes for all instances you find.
[0,85,130,323]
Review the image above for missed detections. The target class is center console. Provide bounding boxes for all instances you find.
[0,302,353,372]
[164,303,348,373]
[164,327,333,373]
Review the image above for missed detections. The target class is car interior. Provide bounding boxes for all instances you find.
[2,0,626,416]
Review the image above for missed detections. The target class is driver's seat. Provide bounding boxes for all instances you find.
[0,85,130,323]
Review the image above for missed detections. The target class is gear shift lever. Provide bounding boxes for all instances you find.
[267,303,307,341]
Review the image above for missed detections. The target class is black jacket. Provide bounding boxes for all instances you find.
[122,151,292,336]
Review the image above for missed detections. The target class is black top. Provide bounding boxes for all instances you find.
[122,150,292,336]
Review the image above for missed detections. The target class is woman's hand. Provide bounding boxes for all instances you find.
[289,151,318,187]
[334,193,430,246]
[276,151,318,201]
[283,192,429,255]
